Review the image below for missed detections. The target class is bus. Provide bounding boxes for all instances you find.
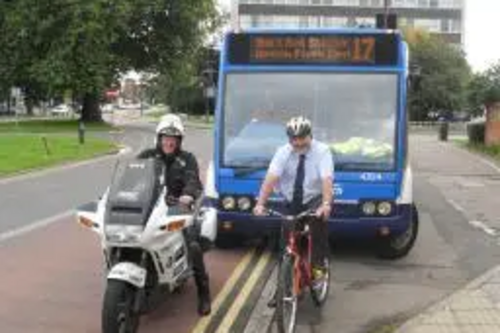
[203,23,419,259]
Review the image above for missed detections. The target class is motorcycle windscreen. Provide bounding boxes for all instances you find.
[105,157,163,226]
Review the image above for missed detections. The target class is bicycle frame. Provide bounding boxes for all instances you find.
[280,214,316,297]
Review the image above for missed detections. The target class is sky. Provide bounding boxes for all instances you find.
[216,0,500,73]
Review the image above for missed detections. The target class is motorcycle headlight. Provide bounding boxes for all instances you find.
[105,225,143,243]
[237,197,252,211]
[221,196,236,210]
[362,201,377,215]
[377,202,393,216]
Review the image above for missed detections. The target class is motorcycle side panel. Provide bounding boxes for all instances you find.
[200,207,217,242]
[147,232,190,285]
[107,262,147,288]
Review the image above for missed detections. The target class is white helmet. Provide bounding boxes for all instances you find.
[156,114,185,137]
[286,116,312,137]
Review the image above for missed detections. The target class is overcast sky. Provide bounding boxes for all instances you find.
[217,0,498,73]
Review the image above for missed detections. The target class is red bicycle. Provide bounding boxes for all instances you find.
[268,208,331,333]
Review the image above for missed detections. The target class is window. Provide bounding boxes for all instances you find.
[414,18,441,32]
[418,0,429,7]
[441,19,450,32]
[222,73,399,171]
[322,16,349,27]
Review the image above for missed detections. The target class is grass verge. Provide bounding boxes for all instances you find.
[0,134,118,177]
[455,139,500,162]
[0,119,117,133]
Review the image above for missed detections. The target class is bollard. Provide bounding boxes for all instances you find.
[438,120,449,141]
[78,120,85,144]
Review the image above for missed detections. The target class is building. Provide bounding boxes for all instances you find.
[231,0,465,45]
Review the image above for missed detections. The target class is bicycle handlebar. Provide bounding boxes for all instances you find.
[266,208,317,220]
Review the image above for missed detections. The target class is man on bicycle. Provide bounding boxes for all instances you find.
[253,116,334,307]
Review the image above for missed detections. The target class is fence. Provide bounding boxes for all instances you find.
[409,121,468,136]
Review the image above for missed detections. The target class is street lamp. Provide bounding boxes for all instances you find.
[201,68,216,123]
[384,0,391,28]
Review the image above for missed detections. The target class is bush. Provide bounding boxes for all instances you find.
[467,121,486,144]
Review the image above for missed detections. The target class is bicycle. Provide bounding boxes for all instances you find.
[268,208,331,333]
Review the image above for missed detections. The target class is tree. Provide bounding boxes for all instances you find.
[468,62,500,116]
[0,0,222,122]
[403,28,472,121]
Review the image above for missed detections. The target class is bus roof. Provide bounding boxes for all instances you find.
[227,27,403,37]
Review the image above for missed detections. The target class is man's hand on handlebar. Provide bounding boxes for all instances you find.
[165,195,195,213]
[315,202,332,221]
[253,204,267,216]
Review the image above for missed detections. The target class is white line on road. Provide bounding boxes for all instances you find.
[0,210,73,244]
[447,199,466,213]
[468,220,498,237]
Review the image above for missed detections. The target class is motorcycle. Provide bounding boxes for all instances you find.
[76,155,217,333]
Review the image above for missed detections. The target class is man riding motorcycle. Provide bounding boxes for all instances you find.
[137,114,211,316]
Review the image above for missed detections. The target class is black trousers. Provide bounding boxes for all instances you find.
[184,225,210,296]
[280,197,330,267]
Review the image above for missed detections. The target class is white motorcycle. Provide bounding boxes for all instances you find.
[76,155,217,333]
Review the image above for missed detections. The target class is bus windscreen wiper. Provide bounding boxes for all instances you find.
[233,165,267,177]
[228,158,270,177]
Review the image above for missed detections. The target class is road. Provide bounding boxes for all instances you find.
[1,116,499,333]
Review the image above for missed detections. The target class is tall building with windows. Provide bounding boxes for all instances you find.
[230,0,465,45]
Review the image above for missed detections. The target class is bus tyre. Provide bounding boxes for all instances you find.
[215,233,243,249]
[377,204,419,260]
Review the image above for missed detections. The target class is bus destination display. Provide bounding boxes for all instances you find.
[228,33,399,66]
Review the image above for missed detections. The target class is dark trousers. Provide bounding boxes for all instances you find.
[280,197,330,267]
[184,226,210,297]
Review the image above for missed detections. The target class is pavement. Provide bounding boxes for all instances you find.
[395,135,500,333]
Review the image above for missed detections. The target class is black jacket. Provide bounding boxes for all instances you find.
[137,148,203,199]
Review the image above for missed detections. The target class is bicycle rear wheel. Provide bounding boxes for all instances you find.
[310,256,331,307]
[276,254,298,333]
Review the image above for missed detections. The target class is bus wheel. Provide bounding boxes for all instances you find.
[377,204,419,260]
[215,233,243,249]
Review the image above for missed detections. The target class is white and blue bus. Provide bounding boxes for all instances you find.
[203,25,419,259]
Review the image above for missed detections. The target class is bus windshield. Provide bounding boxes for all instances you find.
[222,72,398,172]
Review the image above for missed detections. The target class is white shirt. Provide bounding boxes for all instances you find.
[268,139,334,204]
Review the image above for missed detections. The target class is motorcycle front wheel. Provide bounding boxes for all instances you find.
[102,280,140,333]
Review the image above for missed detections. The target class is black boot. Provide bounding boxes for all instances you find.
[197,278,211,316]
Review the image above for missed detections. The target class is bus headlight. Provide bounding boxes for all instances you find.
[362,201,376,215]
[237,197,252,211]
[377,202,393,216]
[221,196,236,210]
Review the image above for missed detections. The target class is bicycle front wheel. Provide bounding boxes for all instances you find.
[276,254,298,333]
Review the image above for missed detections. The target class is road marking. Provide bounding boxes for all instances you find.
[191,248,257,333]
[469,220,498,237]
[447,199,465,213]
[0,210,73,244]
[215,251,272,333]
